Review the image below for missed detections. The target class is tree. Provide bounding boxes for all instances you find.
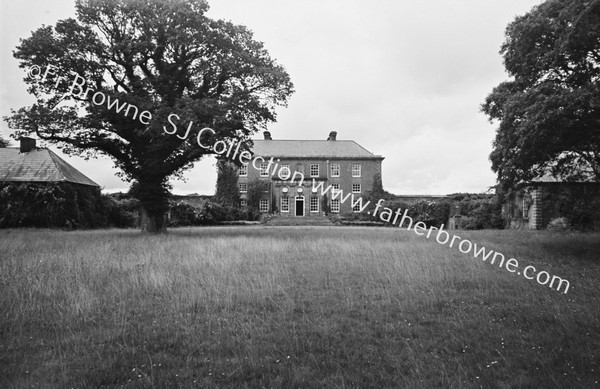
[246,178,269,213]
[215,160,240,207]
[0,135,8,148]
[482,0,600,190]
[4,0,293,232]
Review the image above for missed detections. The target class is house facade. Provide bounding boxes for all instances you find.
[237,131,384,218]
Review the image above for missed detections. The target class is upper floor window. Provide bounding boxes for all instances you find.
[331,163,340,177]
[238,183,247,193]
[352,164,361,177]
[310,164,319,177]
[260,162,269,177]
[332,183,340,194]
[352,184,361,193]
[239,164,248,176]
[279,164,291,179]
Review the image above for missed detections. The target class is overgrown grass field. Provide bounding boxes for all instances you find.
[1,226,599,388]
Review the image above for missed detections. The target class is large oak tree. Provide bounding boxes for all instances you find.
[482,0,600,190]
[5,0,293,232]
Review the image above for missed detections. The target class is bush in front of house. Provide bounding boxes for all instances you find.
[547,217,571,232]
[450,193,504,230]
[168,198,255,226]
[334,198,451,228]
[406,199,451,228]
[103,194,139,228]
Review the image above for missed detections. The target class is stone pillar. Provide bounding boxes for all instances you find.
[530,187,543,229]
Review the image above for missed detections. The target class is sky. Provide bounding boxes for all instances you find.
[0,0,543,195]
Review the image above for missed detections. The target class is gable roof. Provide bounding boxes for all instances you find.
[0,147,99,187]
[251,140,384,159]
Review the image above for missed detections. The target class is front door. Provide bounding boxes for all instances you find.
[295,196,304,217]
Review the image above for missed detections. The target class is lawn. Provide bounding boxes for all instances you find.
[0,226,599,388]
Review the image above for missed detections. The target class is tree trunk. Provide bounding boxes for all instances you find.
[140,206,168,233]
[131,180,170,234]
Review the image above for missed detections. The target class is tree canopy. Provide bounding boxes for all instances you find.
[4,0,293,232]
[482,0,600,189]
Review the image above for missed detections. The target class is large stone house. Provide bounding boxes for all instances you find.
[237,131,384,218]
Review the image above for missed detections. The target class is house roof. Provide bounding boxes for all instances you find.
[0,147,99,187]
[251,140,384,159]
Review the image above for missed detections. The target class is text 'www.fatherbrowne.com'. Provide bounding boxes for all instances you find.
[311,179,571,294]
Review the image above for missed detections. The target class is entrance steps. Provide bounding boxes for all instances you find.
[264,215,335,226]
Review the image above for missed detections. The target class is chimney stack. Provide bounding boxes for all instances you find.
[327,131,337,141]
[20,137,36,153]
[263,131,272,140]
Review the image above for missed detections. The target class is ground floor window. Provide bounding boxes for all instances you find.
[281,196,289,212]
[310,197,319,213]
[331,199,340,213]
[353,203,362,212]
[240,198,247,208]
[259,199,269,212]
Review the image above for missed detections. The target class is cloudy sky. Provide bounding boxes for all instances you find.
[0,0,542,195]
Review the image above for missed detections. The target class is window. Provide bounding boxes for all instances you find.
[332,183,340,194]
[353,203,362,212]
[310,197,319,213]
[240,199,247,208]
[331,163,340,177]
[352,164,361,177]
[279,164,291,179]
[331,199,340,213]
[260,163,269,177]
[259,199,269,212]
[239,164,248,176]
[352,184,361,193]
[281,197,290,212]
[310,164,319,177]
[238,183,247,193]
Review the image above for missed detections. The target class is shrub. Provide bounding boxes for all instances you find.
[449,193,504,230]
[0,183,112,229]
[406,200,451,228]
[168,202,199,227]
[103,195,139,228]
[547,217,571,232]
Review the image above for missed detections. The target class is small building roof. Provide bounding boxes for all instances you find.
[251,139,384,160]
[0,147,99,187]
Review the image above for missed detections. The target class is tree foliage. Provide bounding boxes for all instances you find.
[0,183,110,228]
[215,160,240,207]
[246,178,269,213]
[4,0,293,232]
[482,0,600,189]
[0,135,9,148]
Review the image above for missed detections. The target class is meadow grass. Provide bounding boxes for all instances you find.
[0,226,599,388]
